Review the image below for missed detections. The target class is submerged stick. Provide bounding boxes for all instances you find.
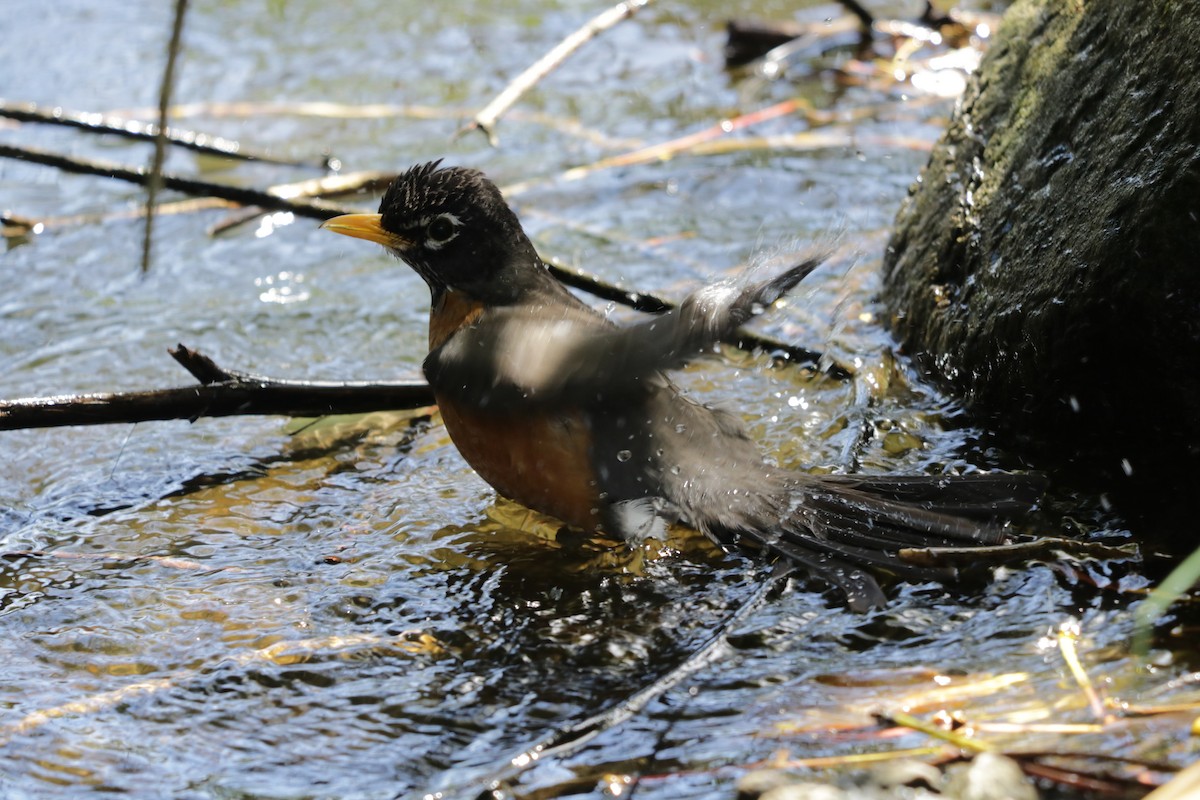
[0,631,437,743]
[462,0,652,145]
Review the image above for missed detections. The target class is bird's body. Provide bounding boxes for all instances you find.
[323,161,1041,610]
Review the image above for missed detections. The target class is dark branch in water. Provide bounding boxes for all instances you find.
[0,321,843,431]
[0,100,331,169]
[0,331,843,433]
[0,142,353,220]
[0,143,848,378]
[0,345,434,431]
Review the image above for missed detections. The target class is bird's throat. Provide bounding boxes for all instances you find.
[428,289,487,351]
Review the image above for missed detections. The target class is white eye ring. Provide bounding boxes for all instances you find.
[423,213,461,250]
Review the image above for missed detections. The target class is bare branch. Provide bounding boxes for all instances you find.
[461,0,652,145]
[0,142,351,220]
[143,0,191,272]
[0,101,330,169]
[0,346,434,431]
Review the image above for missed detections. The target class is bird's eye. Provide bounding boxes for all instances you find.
[425,214,459,248]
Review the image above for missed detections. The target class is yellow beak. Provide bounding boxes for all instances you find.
[320,213,411,250]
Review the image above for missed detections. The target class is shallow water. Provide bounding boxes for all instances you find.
[1,1,1196,798]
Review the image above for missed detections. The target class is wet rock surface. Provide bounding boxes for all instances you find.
[882,0,1200,495]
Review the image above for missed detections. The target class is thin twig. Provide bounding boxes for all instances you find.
[132,99,467,121]
[557,97,807,177]
[1017,761,1137,795]
[595,130,933,164]
[170,344,238,383]
[502,129,929,198]
[724,15,865,67]
[1,549,237,572]
[3,172,391,235]
[143,0,189,272]
[0,335,840,433]
[900,537,1138,567]
[880,710,992,752]
[460,0,652,145]
[0,100,328,168]
[544,256,672,313]
[3,197,237,234]
[1057,622,1114,724]
[207,170,397,235]
[119,99,644,151]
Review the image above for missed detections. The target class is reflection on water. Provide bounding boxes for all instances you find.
[1,1,1191,798]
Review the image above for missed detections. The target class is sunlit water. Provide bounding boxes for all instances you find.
[1,1,1195,798]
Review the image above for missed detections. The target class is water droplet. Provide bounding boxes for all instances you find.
[674,424,687,434]
[616,450,632,462]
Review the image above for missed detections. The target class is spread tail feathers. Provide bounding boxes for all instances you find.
[711,472,1046,612]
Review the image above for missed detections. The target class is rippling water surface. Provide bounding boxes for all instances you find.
[2,1,1195,798]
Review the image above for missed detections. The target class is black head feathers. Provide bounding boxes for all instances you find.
[374,161,542,299]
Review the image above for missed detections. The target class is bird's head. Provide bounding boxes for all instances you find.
[321,160,541,303]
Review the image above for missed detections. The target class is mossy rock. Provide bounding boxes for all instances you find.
[883,0,1200,489]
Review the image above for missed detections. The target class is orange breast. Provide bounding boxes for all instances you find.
[436,394,602,531]
[426,289,603,531]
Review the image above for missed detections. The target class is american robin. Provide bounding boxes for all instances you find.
[321,161,1041,610]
